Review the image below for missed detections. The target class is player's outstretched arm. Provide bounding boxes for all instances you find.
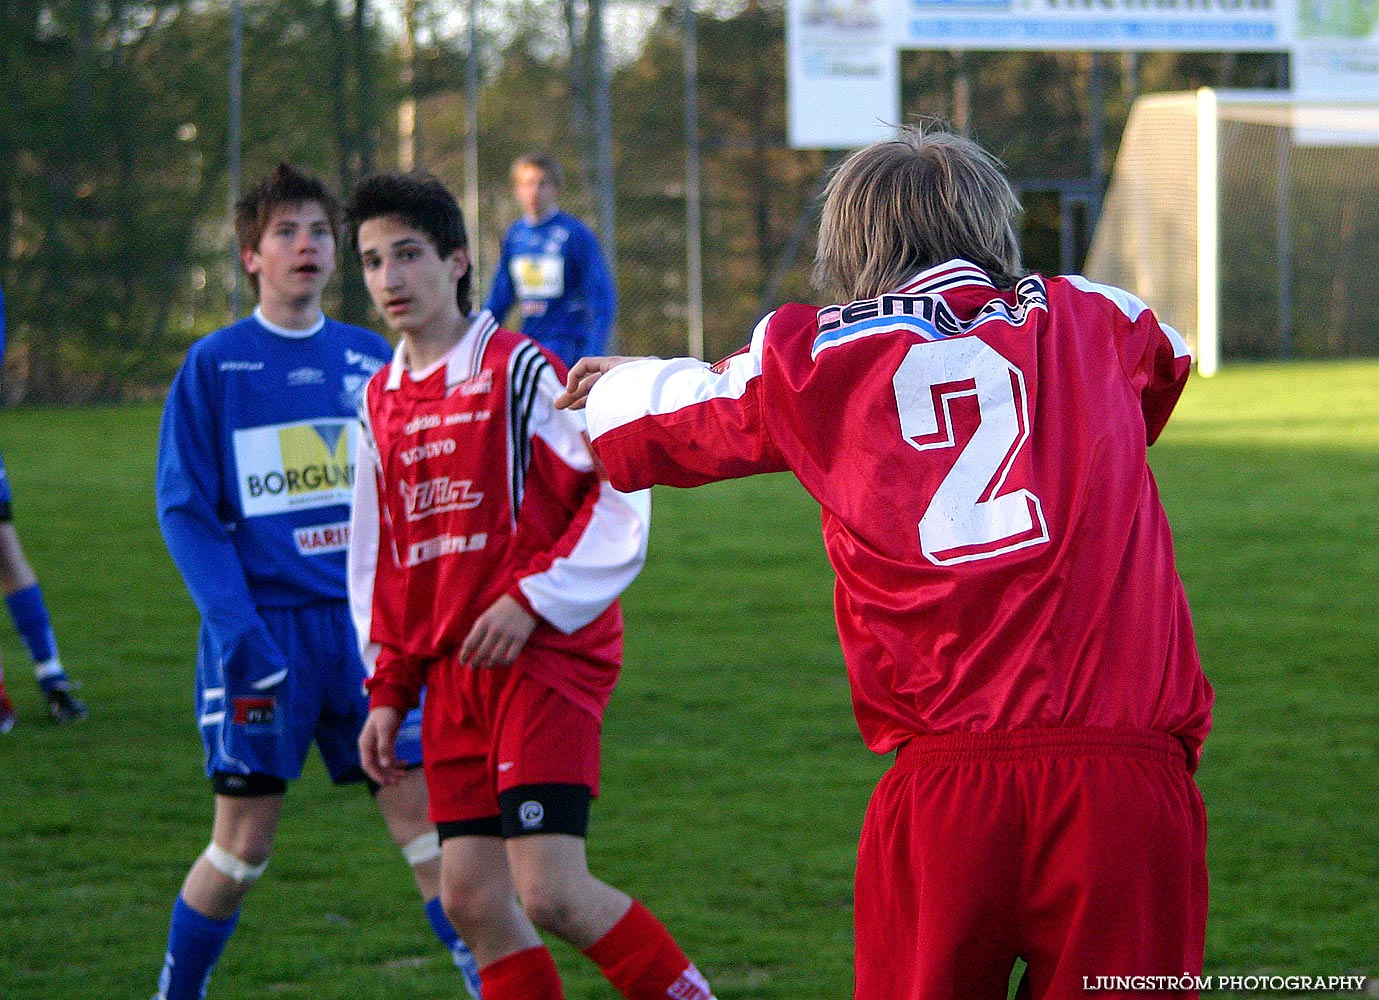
[358,705,405,786]
[555,355,646,410]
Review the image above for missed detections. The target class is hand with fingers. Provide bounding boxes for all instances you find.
[554,356,645,410]
[459,594,538,670]
[358,705,405,786]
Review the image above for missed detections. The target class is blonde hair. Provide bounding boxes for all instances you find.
[812,123,1023,300]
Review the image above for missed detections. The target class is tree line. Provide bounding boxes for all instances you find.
[0,0,1288,404]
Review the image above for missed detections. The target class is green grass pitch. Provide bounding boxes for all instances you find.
[0,359,1375,998]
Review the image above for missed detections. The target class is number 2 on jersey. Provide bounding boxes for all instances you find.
[892,338,1049,566]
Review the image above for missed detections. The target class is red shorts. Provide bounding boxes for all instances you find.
[854,728,1208,1000]
[421,656,603,826]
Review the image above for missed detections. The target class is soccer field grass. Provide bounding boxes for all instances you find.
[0,359,1375,998]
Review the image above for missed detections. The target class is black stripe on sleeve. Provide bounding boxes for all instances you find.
[507,343,548,513]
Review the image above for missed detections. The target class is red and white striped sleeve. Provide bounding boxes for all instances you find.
[583,315,790,493]
[508,348,652,635]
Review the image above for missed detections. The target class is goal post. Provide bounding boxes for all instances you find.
[1086,89,1379,373]
[1196,88,1219,379]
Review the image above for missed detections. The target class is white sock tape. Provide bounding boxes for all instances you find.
[204,841,270,884]
[401,830,441,867]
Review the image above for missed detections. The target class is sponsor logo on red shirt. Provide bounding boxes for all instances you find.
[400,476,484,521]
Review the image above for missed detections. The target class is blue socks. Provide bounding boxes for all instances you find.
[5,584,65,690]
[155,893,477,999]
[157,895,239,1000]
[425,895,483,998]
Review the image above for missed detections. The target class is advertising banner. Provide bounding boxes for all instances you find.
[788,0,902,148]
[1294,0,1379,103]
[899,0,1290,52]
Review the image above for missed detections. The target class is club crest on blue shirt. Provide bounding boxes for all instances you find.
[342,373,369,410]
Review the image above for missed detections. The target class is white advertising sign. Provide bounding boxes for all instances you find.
[787,0,1378,147]
[899,0,1290,52]
[788,0,901,148]
[1293,0,1379,103]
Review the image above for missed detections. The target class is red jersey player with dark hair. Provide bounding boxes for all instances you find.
[346,171,716,1000]
[558,124,1214,1000]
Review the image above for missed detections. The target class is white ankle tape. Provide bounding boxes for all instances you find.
[401,830,441,866]
[204,841,270,884]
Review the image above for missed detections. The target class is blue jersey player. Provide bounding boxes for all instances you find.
[483,153,616,369]
[152,164,479,1000]
[0,284,88,732]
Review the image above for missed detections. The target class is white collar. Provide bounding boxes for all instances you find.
[385,310,499,391]
[890,260,996,296]
[253,306,325,339]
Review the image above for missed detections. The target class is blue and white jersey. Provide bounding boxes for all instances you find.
[157,310,391,662]
[483,209,616,369]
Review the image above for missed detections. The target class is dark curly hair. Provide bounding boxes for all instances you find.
[346,172,471,315]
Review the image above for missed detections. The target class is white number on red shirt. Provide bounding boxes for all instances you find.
[892,339,1049,565]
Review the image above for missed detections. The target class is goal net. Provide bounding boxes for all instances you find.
[1085,89,1379,374]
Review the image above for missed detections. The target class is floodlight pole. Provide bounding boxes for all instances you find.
[684,0,704,360]
[1088,51,1105,232]
[465,0,481,283]
[399,0,417,171]
[952,51,970,135]
[591,0,618,350]
[228,0,243,319]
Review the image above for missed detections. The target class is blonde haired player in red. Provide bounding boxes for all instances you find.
[558,123,1214,1000]
[347,172,716,1000]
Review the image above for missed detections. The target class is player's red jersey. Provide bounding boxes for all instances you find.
[350,311,650,719]
[585,261,1213,766]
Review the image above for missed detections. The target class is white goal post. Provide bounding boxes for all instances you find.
[1086,89,1379,375]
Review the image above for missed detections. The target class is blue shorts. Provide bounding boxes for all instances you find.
[0,444,13,520]
[196,601,423,783]
[395,689,424,767]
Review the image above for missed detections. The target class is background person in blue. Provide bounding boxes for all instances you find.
[0,285,88,733]
[152,164,479,1000]
[484,152,616,369]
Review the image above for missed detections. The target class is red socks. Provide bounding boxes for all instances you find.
[479,946,565,1000]
[477,902,713,1000]
[583,900,713,1000]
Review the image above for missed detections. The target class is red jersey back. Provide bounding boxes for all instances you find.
[585,262,1213,765]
